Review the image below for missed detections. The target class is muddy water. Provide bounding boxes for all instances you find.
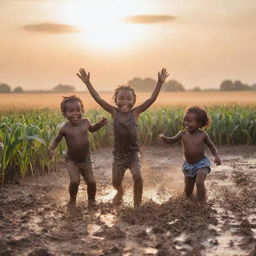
[0,145,255,256]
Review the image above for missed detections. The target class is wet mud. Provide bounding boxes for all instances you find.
[0,145,255,256]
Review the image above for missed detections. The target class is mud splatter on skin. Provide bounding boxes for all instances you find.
[0,145,255,256]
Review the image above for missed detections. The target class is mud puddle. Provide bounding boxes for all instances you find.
[0,145,255,256]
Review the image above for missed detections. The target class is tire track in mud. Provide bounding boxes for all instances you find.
[0,146,255,256]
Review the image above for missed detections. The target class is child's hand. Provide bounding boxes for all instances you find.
[47,149,54,160]
[158,68,169,83]
[158,134,166,141]
[77,68,90,83]
[100,117,108,126]
[214,156,221,166]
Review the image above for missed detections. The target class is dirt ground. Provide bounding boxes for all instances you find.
[0,145,256,256]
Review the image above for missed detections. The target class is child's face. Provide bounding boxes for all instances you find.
[64,101,83,124]
[116,89,135,112]
[183,112,201,132]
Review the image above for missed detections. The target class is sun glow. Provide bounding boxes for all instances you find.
[58,0,145,50]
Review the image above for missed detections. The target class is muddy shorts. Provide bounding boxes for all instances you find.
[182,157,211,178]
[65,154,95,185]
[112,151,142,186]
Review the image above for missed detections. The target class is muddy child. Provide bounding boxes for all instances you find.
[48,95,107,209]
[159,106,221,201]
[77,68,169,207]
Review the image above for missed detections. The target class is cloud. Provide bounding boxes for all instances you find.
[23,22,78,33]
[121,15,176,24]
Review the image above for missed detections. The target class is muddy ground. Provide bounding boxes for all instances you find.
[0,145,256,256]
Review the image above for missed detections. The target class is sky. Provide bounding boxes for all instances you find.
[0,0,256,91]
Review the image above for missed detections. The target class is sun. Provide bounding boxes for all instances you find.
[58,0,144,50]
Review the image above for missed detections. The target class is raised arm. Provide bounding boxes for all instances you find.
[205,133,221,165]
[77,68,116,117]
[48,129,64,159]
[159,131,182,145]
[133,68,169,116]
[89,117,108,132]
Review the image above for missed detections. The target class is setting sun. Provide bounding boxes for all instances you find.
[1,0,256,90]
[58,0,145,50]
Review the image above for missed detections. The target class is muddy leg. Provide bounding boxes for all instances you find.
[82,161,97,208]
[66,161,80,207]
[83,175,97,208]
[130,156,143,208]
[112,159,126,206]
[196,168,208,202]
[87,183,96,201]
[69,183,79,206]
[184,176,195,199]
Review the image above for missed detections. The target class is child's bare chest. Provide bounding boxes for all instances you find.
[65,123,89,140]
[182,133,205,147]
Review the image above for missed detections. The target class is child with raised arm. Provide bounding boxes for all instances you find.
[159,106,221,202]
[48,95,107,209]
[77,68,169,207]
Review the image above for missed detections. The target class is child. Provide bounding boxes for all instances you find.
[48,95,107,209]
[77,68,169,207]
[159,106,221,202]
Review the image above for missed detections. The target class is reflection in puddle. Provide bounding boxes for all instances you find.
[202,205,256,256]
[204,231,249,256]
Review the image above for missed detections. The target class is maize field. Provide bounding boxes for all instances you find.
[0,105,256,183]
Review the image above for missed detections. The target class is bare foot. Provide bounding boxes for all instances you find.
[134,201,142,208]
[113,192,123,206]
[196,196,207,203]
[67,199,76,210]
[88,199,97,210]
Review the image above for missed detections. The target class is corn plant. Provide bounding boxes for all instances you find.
[0,105,255,183]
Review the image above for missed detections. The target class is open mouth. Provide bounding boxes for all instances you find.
[119,104,130,112]
[71,116,80,122]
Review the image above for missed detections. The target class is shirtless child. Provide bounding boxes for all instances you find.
[159,106,221,201]
[48,95,107,208]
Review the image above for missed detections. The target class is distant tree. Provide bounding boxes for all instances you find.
[13,86,24,93]
[220,80,251,91]
[192,86,201,91]
[220,80,234,91]
[0,83,11,93]
[233,80,250,91]
[127,77,156,92]
[165,79,185,92]
[52,84,75,93]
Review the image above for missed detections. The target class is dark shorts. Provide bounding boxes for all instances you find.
[113,151,141,170]
[112,151,142,186]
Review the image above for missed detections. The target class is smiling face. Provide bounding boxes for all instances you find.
[63,101,83,124]
[183,112,202,133]
[115,89,135,112]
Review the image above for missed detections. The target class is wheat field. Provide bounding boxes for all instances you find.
[0,91,255,112]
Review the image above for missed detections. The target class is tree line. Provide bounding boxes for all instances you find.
[1,79,256,93]
[0,84,76,93]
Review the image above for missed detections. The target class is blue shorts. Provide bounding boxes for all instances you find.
[182,157,211,178]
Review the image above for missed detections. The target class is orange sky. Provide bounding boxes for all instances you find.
[0,0,256,91]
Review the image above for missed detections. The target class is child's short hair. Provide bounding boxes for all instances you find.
[60,95,84,114]
[185,106,211,128]
[113,85,136,104]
